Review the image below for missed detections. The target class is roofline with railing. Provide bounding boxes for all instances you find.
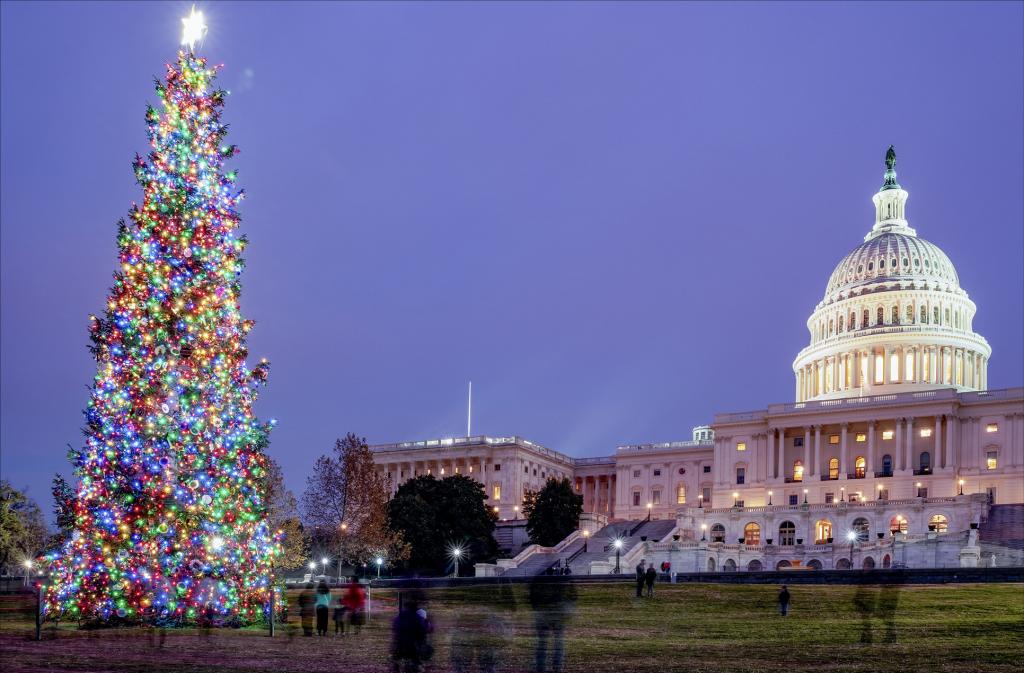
[714,386,1023,425]
[369,434,607,467]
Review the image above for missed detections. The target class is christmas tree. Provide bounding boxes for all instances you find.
[45,18,280,624]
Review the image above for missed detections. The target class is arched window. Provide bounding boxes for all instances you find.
[776,559,793,570]
[743,522,761,546]
[793,460,804,482]
[747,559,763,571]
[929,514,948,533]
[710,523,726,543]
[933,307,940,324]
[829,319,834,336]
[891,306,899,324]
[882,454,893,476]
[828,457,839,480]
[877,307,884,326]
[882,554,891,568]
[852,517,870,542]
[862,556,876,570]
[838,316,844,333]
[850,312,857,329]
[945,308,950,324]
[854,456,866,479]
[779,521,796,546]
[920,306,927,324]
[919,451,931,473]
[676,484,686,504]
[736,467,745,485]
[889,516,908,534]
[707,557,716,571]
[806,559,823,570]
[863,309,870,328]
[906,305,914,323]
[815,519,833,544]
[723,558,737,572]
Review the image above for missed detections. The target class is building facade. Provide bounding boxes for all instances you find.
[370,149,1024,569]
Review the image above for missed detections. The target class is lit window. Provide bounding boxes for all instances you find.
[874,354,884,383]
[920,428,932,438]
[929,515,948,533]
[828,458,839,480]
[492,484,501,500]
[468,466,473,473]
[676,485,686,504]
[815,519,832,544]
[736,442,746,451]
[711,524,726,543]
[744,523,761,546]
[454,467,460,474]
[986,424,999,433]
[882,430,894,440]
[889,516,907,534]
[987,452,997,470]
[828,435,839,445]
[855,433,866,443]
[440,468,446,475]
[854,456,866,479]
[792,461,804,482]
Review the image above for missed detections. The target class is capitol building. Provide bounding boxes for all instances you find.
[372,149,1023,573]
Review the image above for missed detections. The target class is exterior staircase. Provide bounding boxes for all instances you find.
[569,519,677,575]
[979,504,1024,566]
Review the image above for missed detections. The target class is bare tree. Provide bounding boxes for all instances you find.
[265,459,308,569]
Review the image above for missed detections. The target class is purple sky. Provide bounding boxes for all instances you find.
[2,1,1022,506]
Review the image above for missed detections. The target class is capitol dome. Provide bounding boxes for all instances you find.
[792,147,991,402]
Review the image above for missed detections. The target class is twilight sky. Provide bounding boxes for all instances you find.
[2,1,1022,506]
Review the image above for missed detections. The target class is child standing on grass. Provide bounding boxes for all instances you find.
[778,585,791,616]
[333,595,347,635]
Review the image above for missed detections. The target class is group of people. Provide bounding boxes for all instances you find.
[634,559,659,597]
[296,576,367,637]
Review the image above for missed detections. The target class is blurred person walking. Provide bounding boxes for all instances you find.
[315,580,331,636]
[529,577,577,673]
[644,565,657,597]
[778,585,791,616]
[343,576,367,634]
[298,582,315,637]
[635,560,646,598]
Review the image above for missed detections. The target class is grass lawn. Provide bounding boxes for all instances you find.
[1,582,1022,672]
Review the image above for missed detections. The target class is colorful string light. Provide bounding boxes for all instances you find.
[45,50,280,625]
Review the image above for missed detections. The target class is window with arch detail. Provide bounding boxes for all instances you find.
[778,521,796,546]
[921,306,927,324]
[906,305,914,323]
[877,307,885,326]
[838,316,844,333]
[853,456,866,479]
[852,517,870,542]
[710,523,726,543]
[743,522,761,546]
[891,306,899,324]
[863,310,870,328]
[676,484,685,505]
[929,514,948,533]
[792,460,804,482]
[889,516,908,534]
[919,451,931,473]
[828,457,839,480]
[815,519,832,544]
[850,312,857,330]
[881,454,893,476]
[934,307,940,324]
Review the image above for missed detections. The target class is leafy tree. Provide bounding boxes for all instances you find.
[388,474,497,575]
[302,434,406,567]
[523,478,583,547]
[0,482,49,574]
[265,459,308,570]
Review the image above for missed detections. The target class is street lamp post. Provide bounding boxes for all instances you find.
[732,492,739,507]
[700,523,707,542]
[513,505,520,519]
[321,557,329,579]
[646,503,652,522]
[582,529,590,553]
[613,539,623,574]
[23,560,32,587]
[451,547,463,578]
[958,479,965,496]
[375,557,383,578]
[698,494,704,509]
[767,490,773,506]
[803,488,808,505]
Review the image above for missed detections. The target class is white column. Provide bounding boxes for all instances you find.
[906,417,915,473]
[868,348,877,387]
[946,416,959,473]
[895,418,905,472]
[934,416,944,470]
[776,429,784,481]
[840,423,848,478]
[813,425,822,479]
[866,421,876,475]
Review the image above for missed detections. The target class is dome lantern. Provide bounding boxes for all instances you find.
[869,145,915,240]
